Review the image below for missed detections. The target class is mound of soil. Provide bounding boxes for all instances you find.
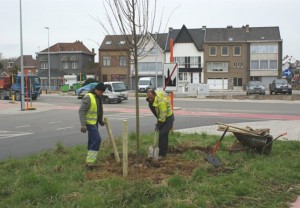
[85,145,230,183]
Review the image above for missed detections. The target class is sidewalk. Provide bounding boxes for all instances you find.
[175,120,300,141]
[0,100,54,114]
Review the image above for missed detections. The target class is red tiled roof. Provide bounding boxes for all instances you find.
[41,41,95,54]
[14,55,37,67]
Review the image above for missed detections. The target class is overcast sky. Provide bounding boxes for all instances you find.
[1,0,299,62]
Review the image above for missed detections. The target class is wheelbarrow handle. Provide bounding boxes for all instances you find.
[262,132,287,154]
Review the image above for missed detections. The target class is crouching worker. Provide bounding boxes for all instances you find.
[79,82,106,170]
[146,89,175,159]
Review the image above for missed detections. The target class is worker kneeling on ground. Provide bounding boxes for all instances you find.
[79,82,106,170]
[146,89,175,159]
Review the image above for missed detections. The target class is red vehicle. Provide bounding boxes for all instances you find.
[0,74,41,100]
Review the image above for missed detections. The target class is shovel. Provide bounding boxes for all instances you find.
[203,126,229,167]
[148,130,159,160]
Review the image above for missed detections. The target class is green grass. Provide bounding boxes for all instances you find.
[0,132,299,208]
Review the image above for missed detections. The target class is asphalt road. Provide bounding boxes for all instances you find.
[0,94,299,160]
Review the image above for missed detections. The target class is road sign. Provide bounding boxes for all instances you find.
[284,69,293,78]
[163,63,178,91]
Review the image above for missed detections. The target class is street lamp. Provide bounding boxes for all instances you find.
[19,0,25,110]
[44,27,51,93]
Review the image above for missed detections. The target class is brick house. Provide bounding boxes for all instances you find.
[98,35,131,88]
[204,25,282,89]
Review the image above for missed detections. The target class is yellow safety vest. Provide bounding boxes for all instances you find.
[85,93,97,125]
[153,90,173,122]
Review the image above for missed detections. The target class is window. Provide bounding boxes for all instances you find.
[207,62,228,72]
[119,41,126,44]
[260,45,268,53]
[190,57,200,68]
[250,45,259,53]
[233,46,241,56]
[251,60,259,69]
[63,62,69,69]
[269,60,277,69]
[268,45,278,53]
[250,44,278,53]
[105,41,112,44]
[103,56,111,66]
[221,46,229,56]
[179,72,188,81]
[174,57,185,67]
[119,56,127,67]
[137,62,162,72]
[233,77,243,86]
[209,46,217,56]
[260,60,268,69]
[71,61,78,69]
[41,61,47,69]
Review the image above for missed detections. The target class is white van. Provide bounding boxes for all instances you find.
[103,81,128,104]
[138,77,156,92]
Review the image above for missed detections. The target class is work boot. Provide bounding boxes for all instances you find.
[85,163,97,171]
[157,155,166,160]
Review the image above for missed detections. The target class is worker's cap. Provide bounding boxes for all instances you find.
[95,82,106,91]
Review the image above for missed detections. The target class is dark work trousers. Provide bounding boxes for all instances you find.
[158,114,174,156]
[87,124,101,151]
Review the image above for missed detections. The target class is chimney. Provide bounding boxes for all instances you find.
[246,24,249,32]
[169,27,173,32]
[92,48,95,53]
[202,25,206,30]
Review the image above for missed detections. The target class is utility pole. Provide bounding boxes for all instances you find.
[45,27,51,93]
[19,0,25,110]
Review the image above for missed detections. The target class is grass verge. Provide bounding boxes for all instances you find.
[0,132,299,208]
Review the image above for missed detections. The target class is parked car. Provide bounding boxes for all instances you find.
[103,81,128,104]
[75,81,128,104]
[269,79,292,95]
[75,82,98,99]
[246,81,266,95]
[138,77,156,92]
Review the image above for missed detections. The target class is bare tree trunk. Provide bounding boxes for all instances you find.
[131,0,140,162]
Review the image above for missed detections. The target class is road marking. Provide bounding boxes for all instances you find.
[104,112,152,120]
[15,125,31,128]
[0,130,33,140]
[56,126,74,131]
[50,121,63,124]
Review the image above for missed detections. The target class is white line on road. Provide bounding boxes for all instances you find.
[15,125,31,128]
[0,131,33,140]
[49,121,63,124]
[56,126,74,131]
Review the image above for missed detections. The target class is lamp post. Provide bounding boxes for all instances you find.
[44,27,51,93]
[19,0,25,110]
[155,32,158,88]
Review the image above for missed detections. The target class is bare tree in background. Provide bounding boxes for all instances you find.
[98,0,162,161]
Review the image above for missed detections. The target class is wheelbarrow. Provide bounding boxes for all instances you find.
[217,123,287,155]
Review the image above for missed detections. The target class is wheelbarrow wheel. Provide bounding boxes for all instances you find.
[254,135,273,155]
[261,135,273,155]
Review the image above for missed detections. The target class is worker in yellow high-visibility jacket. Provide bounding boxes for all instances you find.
[146,89,175,159]
[79,82,106,170]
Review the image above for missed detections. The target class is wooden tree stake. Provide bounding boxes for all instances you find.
[123,120,128,177]
[104,117,120,162]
